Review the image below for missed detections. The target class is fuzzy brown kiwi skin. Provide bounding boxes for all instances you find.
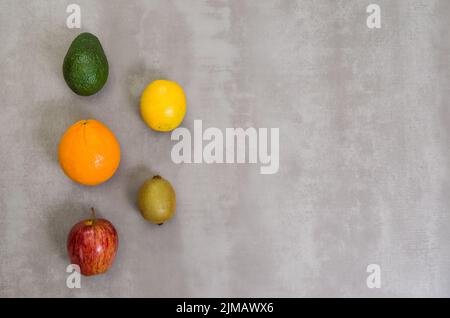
[138,175,176,225]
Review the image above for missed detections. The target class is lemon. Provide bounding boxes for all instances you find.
[140,80,186,132]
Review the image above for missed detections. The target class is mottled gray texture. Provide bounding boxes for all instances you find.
[0,0,449,297]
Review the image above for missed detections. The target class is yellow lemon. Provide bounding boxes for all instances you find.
[140,80,186,132]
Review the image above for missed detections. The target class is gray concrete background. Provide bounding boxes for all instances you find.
[0,0,449,297]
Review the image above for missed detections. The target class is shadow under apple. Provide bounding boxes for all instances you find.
[46,201,92,261]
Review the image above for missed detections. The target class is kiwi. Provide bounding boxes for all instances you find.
[138,175,176,224]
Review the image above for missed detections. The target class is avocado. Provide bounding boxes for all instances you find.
[63,32,109,96]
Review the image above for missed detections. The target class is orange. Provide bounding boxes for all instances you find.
[58,119,121,186]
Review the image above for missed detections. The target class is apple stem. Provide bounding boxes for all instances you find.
[91,207,96,225]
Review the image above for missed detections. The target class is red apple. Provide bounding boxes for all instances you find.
[67,208,118,276]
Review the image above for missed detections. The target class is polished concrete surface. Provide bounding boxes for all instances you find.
[0,0,449,297]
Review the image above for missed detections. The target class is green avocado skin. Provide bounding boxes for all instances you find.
[63,32,109,96]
